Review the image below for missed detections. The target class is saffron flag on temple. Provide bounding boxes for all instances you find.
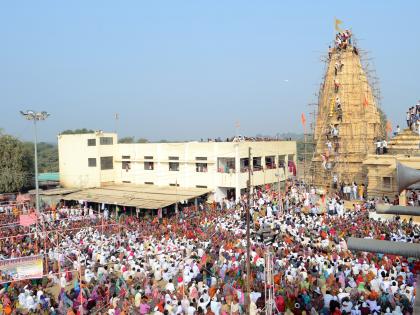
[386,121,392,133]
[335,18,343,32]
[363,95,369,108]
[19,213,37,227]
[301,113,306,126]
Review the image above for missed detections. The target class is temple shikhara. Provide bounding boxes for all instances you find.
[310,29,383,190]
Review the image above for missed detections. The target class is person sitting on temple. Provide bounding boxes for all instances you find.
[336,104,343,122]
[382,139,388,154]
[334,78,340,93]
[334,62,340,75]
[328,46,333,59]
[352,46,359,55]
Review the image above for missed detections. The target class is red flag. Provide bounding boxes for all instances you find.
[19,213,37,226]
[363,95,369,108]
[301,113,306,126]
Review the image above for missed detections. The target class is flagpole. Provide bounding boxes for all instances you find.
[115,113,119,134]
[304,121,307,183]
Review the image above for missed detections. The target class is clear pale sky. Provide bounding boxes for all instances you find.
[0,1,418,142]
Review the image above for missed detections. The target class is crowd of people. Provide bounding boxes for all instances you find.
[406,103,420,136]
[328,30,354,60]
[0,180,417,314]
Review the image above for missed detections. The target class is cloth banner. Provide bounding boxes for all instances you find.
[0,255,43,281]
[19,213,37,227]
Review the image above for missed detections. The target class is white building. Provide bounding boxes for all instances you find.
[58,132,297,202]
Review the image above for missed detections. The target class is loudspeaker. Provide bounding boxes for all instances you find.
[396,162,420,192]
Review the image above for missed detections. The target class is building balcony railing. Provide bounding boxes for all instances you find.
[217,168,236,174]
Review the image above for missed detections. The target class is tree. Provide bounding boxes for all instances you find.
[136,138,149,143]
[118,137,135,144]
[38,143,57,172]
[60,128,94,135]
[0,134,34,193]
[378,107,388,138]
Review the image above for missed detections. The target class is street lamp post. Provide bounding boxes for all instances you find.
[20,110,50,214]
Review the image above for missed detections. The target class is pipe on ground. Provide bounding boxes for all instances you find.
[347,237,420,259]
[415,274,420,315]
[376,204,420,216]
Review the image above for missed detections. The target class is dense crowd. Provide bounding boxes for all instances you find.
[0,182,417,314]
[406,102,420,136]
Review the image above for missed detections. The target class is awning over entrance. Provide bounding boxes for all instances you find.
[62,184,211,209]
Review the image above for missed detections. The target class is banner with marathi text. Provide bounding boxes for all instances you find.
[0,255,43,282]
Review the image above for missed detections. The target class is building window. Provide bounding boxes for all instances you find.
[196,157,207,161]
[144,162,154,170]
[382,177,392,190]
[240,158,250,173]
[122,155,130,159]
[169,156,179,161]
[265,156,276,169]
[100,156,113,170]
[99,137,113,145]
[287,154,295,162]
[278,155,286,168]
[144,182,154,185]
[144,156,153,160]
[169,183,180,187]
[253,157,262,171]
[122,161,131,171]
[88,158,97,167]
[196,185,207,188]
[87,139,96,146]
[196,163,208,172]
[169,162,179,171]
[217,158,235,173]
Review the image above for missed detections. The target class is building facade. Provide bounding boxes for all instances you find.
[363,128,420,200]
[58,132,297,201]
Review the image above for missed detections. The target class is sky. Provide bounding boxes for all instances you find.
[0,1,418,143]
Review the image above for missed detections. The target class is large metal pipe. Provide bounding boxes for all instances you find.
[347,237,420,259]
[376,204,420,216]
[415,274,420,315]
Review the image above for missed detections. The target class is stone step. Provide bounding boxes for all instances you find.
[389,141,420,146]
[388,146,419,150]
[391,134,420,140]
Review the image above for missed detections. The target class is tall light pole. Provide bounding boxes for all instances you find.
[20,110,50,214]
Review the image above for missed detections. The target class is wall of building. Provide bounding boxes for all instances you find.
[363,154,420,199]
[59,132,296,201]
[58,132,117,188]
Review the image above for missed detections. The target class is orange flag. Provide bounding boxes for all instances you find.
[363,95,369,108]
[301,113,306,126]
[386,121,392,133]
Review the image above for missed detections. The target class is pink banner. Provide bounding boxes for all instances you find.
[19,213,37,227]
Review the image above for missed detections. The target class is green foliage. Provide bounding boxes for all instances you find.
[38,142,58,173]
[136,138,149,143]
[118,137,135,144]
[0,134,33,193]
[60,128,94,135]
[21,142,58,173]
[378,107,387,138]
